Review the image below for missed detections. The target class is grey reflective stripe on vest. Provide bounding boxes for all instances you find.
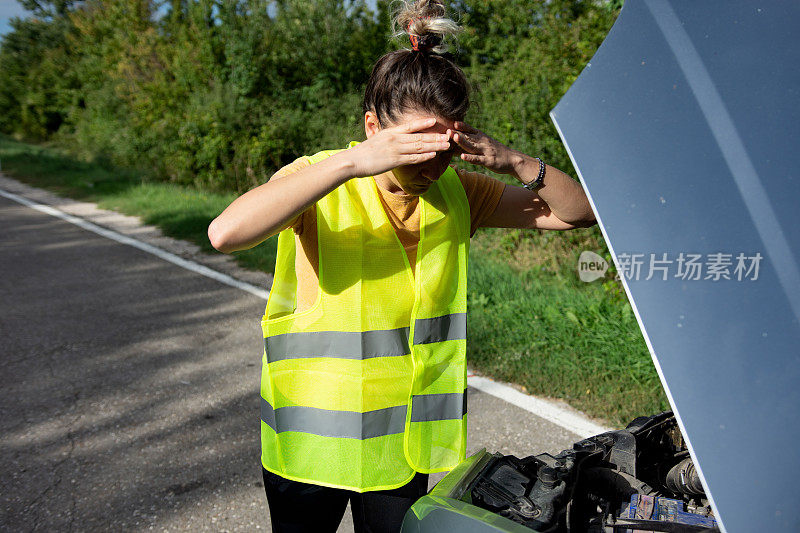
[261,399,407,439]
[265,327,410,362]
[264,312,465,362]
[413,313,467,345]
[410,391,468,422]
[261,391,467,439]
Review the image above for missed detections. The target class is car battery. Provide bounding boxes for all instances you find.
[619,494,717,532]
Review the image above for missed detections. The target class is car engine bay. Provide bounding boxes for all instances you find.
[466,412,719,532]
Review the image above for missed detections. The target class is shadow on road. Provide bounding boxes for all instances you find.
[1,198,269,531]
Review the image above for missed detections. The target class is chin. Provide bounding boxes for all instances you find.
[399,184,425,196]
[410,180,434,194]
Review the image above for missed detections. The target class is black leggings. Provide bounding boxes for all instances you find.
[262,467,429,533]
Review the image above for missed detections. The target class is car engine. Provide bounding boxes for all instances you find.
[467,412,719,532]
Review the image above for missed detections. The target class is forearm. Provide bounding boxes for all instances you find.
[510,152,595,225]
[208,152,356,253]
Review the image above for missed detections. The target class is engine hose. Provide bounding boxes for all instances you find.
[665,458,705,496]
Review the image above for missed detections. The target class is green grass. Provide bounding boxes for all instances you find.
[0,133,278,273]
[0,133,668,426]
[467,252,668,426]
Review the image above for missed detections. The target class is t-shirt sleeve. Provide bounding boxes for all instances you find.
[268,156,313,236]
[454,167,507,236]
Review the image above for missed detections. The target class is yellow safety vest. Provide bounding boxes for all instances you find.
[260,141,470,492]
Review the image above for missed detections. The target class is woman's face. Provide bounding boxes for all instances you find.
[367,109,460,196]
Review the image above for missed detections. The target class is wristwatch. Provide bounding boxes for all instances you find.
[523,157,546,190]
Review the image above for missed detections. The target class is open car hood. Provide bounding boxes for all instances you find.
[550,1,800,531]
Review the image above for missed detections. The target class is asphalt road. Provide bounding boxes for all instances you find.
[0,194,579,532]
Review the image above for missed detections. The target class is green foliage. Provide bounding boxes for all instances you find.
[450,0,619,325]
[0,131,279,271]
[0,14,75,138]
[1,0,386,191]
[0,0,618,191]
[456,0,618,174]
[467,251,668,426]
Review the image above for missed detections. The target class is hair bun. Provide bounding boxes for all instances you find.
[394,0,459,53]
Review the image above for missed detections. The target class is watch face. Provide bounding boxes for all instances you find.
[525,176,543,190]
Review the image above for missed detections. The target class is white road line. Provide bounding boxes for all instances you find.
[0,188,269,300]
[467,375,610,437]
[1,184,610,436]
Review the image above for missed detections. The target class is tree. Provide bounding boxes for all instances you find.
[16,0,85,18]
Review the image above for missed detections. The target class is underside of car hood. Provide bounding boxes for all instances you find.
[549,1,800,531]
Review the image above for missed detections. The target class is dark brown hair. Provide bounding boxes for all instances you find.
[362,0,470,125]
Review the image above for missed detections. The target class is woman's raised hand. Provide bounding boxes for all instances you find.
[345,117,453,178]
[452,121,520,177]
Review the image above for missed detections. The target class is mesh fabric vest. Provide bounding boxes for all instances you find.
[260,142,469,492]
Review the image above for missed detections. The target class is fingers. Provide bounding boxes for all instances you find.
[460,152,486,165]
[398,131,451,144]
[398,117,437,133]
[397,132,451,154]
[453,132,478,153]
[444,129,463,156]
[400,151,439,165]
[453,121,478,134]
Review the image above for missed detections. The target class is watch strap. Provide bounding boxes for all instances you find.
[523,157,546,190]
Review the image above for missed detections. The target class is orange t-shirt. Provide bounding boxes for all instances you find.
[270,156,506,312]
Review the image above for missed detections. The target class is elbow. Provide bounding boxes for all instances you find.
[573,198,597,228]
[578,214,598,228]
[208,218,236,254]
[571,203,597,228]
[562,214,597,230]
[558,210,597,229]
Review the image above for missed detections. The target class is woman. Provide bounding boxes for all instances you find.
[208,1,595,531]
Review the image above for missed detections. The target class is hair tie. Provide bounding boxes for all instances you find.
[407,18,441,52]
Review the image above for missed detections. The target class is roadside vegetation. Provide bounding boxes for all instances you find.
[0,0,667,426]
[0,134,279,272]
